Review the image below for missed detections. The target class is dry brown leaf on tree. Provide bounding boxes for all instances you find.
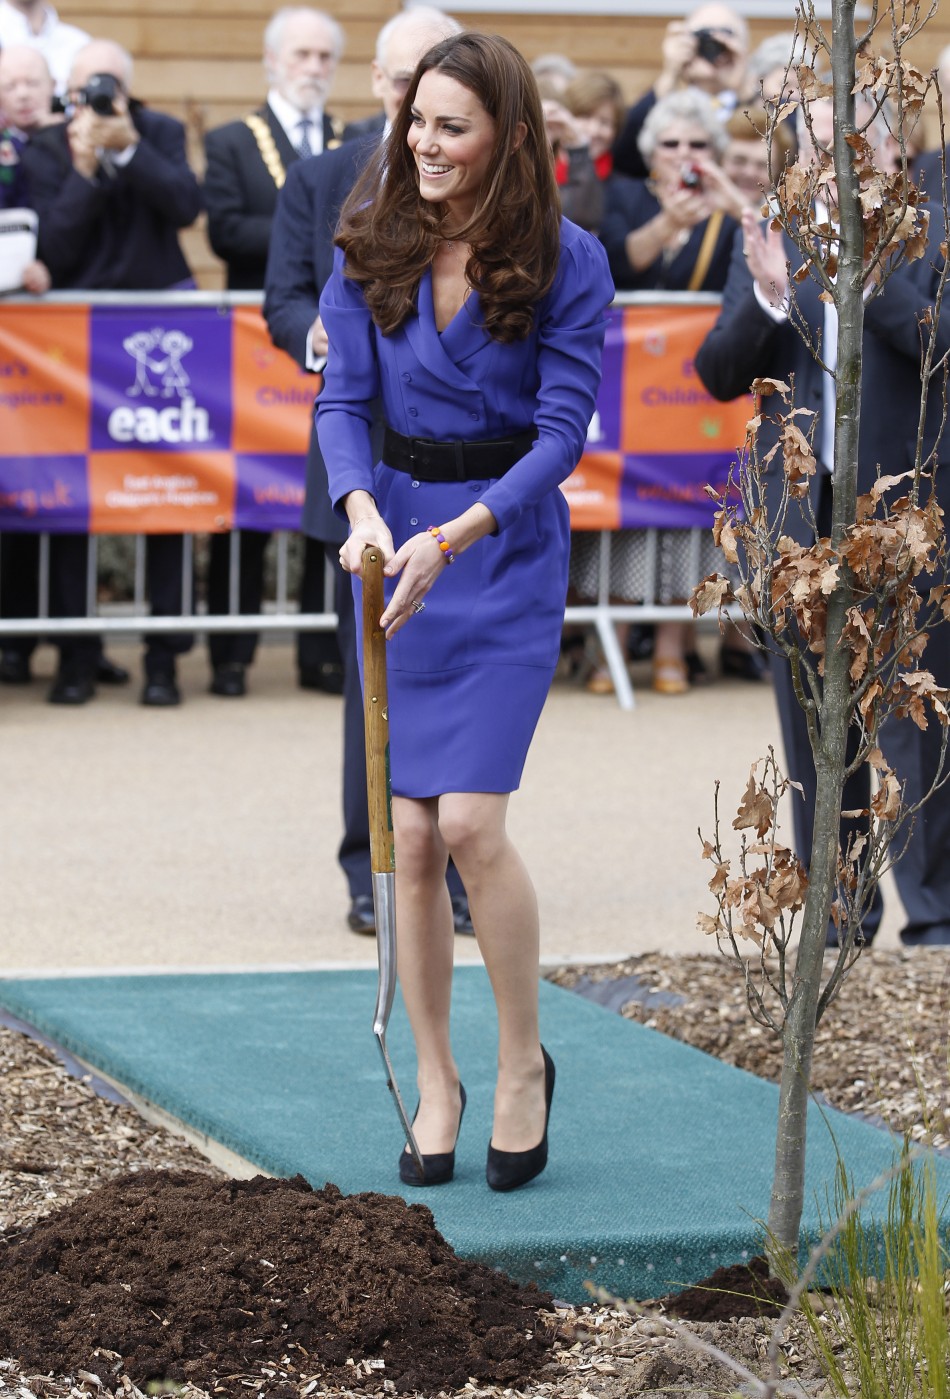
[897,668,950,725]
[869,470,915,502]
[750,377,791,398]
[797,69,833,103]
[871,767,902,820]
[733,769,775,839]
[713,509,740,564]
[689,573,733,617]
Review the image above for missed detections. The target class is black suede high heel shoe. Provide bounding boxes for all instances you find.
[398,1084,466,1187]
[486,1046,555,1192]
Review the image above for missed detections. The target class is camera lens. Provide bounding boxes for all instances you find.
[694,29,729,65]
[81,73,119,117]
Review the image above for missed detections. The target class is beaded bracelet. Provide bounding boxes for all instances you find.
[427,525,455,564]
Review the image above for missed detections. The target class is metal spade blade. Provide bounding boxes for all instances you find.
[361,544,424,1179]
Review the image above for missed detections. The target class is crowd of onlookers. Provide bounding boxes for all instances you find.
[3,0,950,950]
[0,0,947,704]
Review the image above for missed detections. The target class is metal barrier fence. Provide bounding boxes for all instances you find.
[0,290,737,711]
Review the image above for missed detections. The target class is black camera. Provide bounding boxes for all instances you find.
[76,72,121,116]
[680,163,704,191]
[693,28,730,65]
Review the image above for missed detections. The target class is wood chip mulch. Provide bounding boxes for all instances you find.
[3,946,948,1398]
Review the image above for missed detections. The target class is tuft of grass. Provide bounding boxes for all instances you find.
[794,1140,950,1399]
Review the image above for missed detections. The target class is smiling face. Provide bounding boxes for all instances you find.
[407,69,498,229]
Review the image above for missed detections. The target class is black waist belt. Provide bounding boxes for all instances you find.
[382,426,537,482]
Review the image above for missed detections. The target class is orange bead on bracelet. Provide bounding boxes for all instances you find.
[427,526,455,564]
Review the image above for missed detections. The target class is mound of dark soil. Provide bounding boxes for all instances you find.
[0,1169,554,1394]
[661,1256,788,1322]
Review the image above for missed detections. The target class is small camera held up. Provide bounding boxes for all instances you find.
[693,28,730,65]
[680,162,704,191]
[76,72,121,117]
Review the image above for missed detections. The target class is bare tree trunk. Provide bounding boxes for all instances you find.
[767,0,865,1258]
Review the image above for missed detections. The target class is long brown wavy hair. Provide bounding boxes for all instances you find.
[336,32,561,343]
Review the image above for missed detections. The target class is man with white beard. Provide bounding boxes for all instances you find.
[202,7,346,699]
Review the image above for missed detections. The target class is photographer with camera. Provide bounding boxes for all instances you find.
[578,87,751,697]
[612,2,748,181]
[601,88,743,292]
[23,40,201,291]
[20,38,203,706]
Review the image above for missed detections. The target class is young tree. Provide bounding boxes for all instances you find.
[692,0,950,1260]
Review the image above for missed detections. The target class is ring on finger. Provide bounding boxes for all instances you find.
[410,599,426,614]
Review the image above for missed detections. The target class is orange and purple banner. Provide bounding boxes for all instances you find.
[562,302,751,530]
[0,299,750,534]
[0,302,312,533]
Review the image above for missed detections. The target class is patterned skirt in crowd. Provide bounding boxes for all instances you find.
[568,527,722,605]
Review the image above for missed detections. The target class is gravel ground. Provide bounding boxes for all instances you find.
[2,946,948,1398]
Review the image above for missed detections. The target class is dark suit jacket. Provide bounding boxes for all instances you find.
[23,106,202,289]
[263,133,380,543]
[204,104,339,290]
[694,217,950,912]
[916,145,948,205]
[694,223,950,539]
[342,111,386,143]
[611,89,656,181]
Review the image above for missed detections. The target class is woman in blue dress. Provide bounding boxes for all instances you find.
[316,32,613,1191]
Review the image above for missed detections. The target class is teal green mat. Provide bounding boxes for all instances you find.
[0,968,940,1303]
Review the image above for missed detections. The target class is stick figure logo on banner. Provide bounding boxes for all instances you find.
[123,327,195,399]
[111,325,209,445]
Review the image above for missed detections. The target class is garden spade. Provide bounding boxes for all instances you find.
[361,544,424,1179]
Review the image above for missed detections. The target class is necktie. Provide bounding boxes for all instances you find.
[295,117,313,160]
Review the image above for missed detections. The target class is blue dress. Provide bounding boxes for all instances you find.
[316,217,613,798]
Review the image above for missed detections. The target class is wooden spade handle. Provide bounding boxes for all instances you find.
[361,545,395,875]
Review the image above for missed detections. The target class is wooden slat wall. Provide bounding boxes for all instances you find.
[56,1,950,289]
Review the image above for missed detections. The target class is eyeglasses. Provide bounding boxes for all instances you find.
[657,139,710,150]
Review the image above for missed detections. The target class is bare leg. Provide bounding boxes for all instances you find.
[439,792,546,1153]
[654,619,686,661]
[392,794,463,1154]
[653,619,689,694]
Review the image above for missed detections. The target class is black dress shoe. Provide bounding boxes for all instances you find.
[900,924,950,947]
[486,1046,555,1192]
[399,1084,466,1187]
[96,655,130,685]
[48,672,95,705]
[347,894,376,935]
[0,652,31,684]
[451,895,475,936]
[826,921,875,949]
[684,650,711,686]
[141,673,181,707]
[210,662,247,697]
[299,662,344,695]
[626,623,655,662]
[721,645,768,682]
